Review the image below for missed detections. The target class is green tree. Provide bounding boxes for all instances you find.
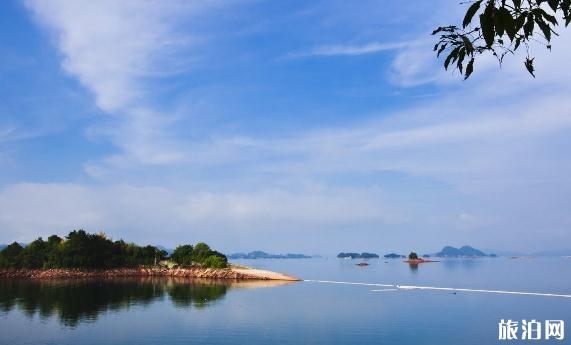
[433,0,571,79]
[0,242,24,268]
[20,238,49,268]
[1,230,222,270]
[45,235,63,268]
[171,245,194,267]
[191,242,211,262]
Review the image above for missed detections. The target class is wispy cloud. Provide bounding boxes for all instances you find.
[6,0,571,253]
[0,183,404,251]
[287,41,412,59]
[24,0,220,166]
[25,0,203,113]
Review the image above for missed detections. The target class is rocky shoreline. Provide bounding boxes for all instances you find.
[0,267,300,281]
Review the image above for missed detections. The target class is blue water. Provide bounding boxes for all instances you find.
[1,258,570,344]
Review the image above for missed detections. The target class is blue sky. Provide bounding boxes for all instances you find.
[1,0,571,254]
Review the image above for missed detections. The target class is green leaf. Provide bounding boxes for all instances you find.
[480,8,496,47]
[524,57,535,77]
[513,0,522,9]
[457,49,466,73]
[536,17,552,41]
[515,12,527,33]
[500,8,517,40]
[547,0,559,11]
[524,13,535,37]
[461,35,474,54]
[514,37,522,50]
[437,44,447,57]
[444,47,460,70]
[463,0,483,28]
[464,58,475,79]
[494,8,505,36]
[540,9,558,26]
[563,0,571,20]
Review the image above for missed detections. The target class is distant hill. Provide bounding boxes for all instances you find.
[0,244,6,251]
[228,251,311,259]
[532,249,571,257]
[337,252,379,259]
[481,248,571,257]
[155,245,174,255]
[435,245,493,257]
[482,249,526,257]
[384,253,405,259]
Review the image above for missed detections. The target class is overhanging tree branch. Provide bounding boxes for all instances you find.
[433,0,571,79]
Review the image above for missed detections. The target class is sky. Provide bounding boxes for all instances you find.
[1,0,571,255]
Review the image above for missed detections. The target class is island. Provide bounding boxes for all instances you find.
[228,251,312,259]
[337,252,379,259]
[404,252,438,263]
[0,230,299,281]
[384,253,406,259]
[434,245,495,258]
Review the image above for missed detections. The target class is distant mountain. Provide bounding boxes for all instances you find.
[337,252,379,259]
[228,251,312,259]
[0,243,26,250]
[435,245,492,257]
[482,249,526,257]
[384,253,405,259]
[532,249,571,257]
[155,245,174,255]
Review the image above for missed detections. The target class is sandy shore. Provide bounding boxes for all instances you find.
[0,266,300,281]
[230,266,300,281]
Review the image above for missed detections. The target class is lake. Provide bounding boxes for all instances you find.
[1,257,570,344]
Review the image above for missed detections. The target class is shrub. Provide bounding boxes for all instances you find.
[202,255,228,268]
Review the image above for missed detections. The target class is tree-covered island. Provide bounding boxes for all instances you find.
[0,230,228,269]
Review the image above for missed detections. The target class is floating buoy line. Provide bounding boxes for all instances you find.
[303,279,571,299]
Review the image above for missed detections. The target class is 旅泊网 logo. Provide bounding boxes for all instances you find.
[499,319,564,341]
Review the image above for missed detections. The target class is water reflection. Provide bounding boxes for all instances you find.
[0,278,292,327]
[441,258,481,271]
[407,263,419,273]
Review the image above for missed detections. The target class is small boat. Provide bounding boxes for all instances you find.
[356,262,369,266]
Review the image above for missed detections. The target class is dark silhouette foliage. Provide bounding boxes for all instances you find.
[408,252,419,260]
[433,0,571,78]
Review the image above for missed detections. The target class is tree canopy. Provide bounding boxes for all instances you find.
[171,242,228,268]
[0,230,227,269]
[433,0,571,79]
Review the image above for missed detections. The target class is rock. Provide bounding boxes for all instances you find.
[0,267,272,280]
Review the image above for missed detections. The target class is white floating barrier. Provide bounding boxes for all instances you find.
[304,280,571,298]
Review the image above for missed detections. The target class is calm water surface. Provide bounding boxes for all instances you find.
[1,258,570,344]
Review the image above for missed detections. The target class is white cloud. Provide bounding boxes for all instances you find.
[10,0,571,253]
[24,0,220,167]
[25,0,202,113]
[288,41,412,59]
[0,183,406,251]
